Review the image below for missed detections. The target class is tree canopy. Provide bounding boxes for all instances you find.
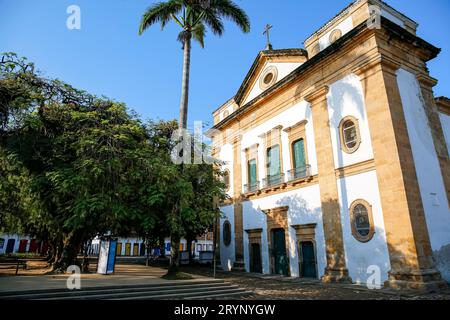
[0,53,226,272]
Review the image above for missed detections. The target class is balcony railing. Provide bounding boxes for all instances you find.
[262,173,285,189]
[287,165,311,182]
[244,182,260,194]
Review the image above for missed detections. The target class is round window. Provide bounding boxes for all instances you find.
[339,116,361,153]
[259,66,278,90]
[350,200,375,242]
[310,43,320,57]
[223,220,232,247]
[329,29,342,44]
[223,110,230,119]
[353,204,370,237]
[263,72,274,85]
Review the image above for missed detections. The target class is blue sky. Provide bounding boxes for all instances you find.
[1,0,449,128]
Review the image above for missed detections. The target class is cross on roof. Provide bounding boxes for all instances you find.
[263,24,273,50]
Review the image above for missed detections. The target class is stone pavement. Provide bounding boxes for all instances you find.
[0,264,212,293]
[180,266,450,300]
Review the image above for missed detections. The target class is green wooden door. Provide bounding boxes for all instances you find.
[272,229,288,276]
[300,241,317,278]
[250,243,262,273]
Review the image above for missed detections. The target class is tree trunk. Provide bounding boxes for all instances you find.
[159,234,166,258]
[179,37,191,130]
[168,233,181,274]
[52,233,81,273]
[186,234,194,265]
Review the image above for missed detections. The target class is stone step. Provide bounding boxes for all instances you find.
[0,279,225,299]
[41,284,240,300]
[0,280,251,300]
[116,288,251,300]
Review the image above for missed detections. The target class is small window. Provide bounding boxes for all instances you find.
[350,200,375,242]
[259,66,278,90]
[339,116,361,153]
[223,220,232,247]
[223,110,230,119]
[223,169,230,191]
[329,29,342,44]
[310,43,320,57]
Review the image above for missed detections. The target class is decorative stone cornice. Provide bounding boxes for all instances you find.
[232,134,242,144]
[258,125,284,139]
[291,223,317,231]
[283,120,308,133]
[304,86,329,104]
[435,97,450,115]
[262,206,289,215]
[243,143,259,152]
[416,73,438,88]
[245,228,263,234]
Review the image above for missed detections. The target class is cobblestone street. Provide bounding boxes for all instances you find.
[181,266,450,300]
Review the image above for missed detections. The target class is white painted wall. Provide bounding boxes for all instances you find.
[396,68,450,282]
[327,73,374,169]
[240,100,318,192]
[219,143,234,198]
[337,170,391,286]
[318,16,354,52]
[242,185,326,278]
[219,204,235,271]
[0,234,31,254]
[439,112,450,157]
[243,62,303,105]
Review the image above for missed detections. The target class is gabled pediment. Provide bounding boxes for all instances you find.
[235,49,308,106]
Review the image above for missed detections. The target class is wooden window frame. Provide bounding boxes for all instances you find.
[339,116,361,154]
[260,126,284,179]
[349,199,375,243]
[284,120,309,172]
[244,143,259,190]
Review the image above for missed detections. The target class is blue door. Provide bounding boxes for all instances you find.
[272,229,289,276]
[6,239,15,254]
[300,241,317,278]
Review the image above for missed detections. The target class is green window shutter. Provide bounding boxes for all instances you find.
[248,159,257,186]
[267,145,281,177]
[293,139,306,169]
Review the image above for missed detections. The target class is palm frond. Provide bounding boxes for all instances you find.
[192,23,206,48]
[201,10,224,36]
[211,0,250,33]
[139,0,183,35]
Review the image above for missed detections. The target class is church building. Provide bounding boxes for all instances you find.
[209,0,450,290]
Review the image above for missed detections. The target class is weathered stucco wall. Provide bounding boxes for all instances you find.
[337,170,391,285]
[397,68,450,282]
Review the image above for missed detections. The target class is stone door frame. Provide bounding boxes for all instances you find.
[292,223,318,279]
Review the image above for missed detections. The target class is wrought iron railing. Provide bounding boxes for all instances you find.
[287,165,311,182]
[262,173,285,189]
[244,181,260,194]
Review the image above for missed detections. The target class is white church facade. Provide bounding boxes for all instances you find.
[209,0,450,290]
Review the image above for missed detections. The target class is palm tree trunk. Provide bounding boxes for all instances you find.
[168,36,191,276]
[179,36,191,130]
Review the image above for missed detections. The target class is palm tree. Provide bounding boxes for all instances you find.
[139,1,250,275]
[139,0,250,130]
